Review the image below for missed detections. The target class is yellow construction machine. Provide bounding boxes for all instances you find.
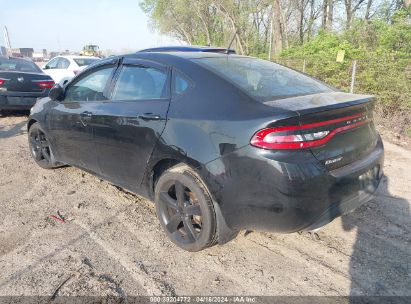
[80,45,102,57]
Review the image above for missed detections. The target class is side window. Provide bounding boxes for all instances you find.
[173,71,190,96]
[57,58,70,69]
[112,65,167,100]
[64,66,114,102]
[45,57,59,69]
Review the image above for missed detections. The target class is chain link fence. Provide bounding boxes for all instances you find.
[275,58,411,137]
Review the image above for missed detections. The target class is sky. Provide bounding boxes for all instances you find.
[0,0,180,53]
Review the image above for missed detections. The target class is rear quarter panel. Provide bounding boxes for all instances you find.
[142,57,298,196]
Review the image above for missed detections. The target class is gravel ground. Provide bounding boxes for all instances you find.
[0,113,410,297]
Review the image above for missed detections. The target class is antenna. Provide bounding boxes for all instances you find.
[225,29,238,54]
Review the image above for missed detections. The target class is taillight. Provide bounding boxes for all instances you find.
[33,80,55,89]
[251,113,370,150]
[0,78,7,86]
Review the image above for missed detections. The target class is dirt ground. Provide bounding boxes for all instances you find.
[0,113,410,298]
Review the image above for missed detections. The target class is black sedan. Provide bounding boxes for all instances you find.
[0,56,54,112]
[28,52,384,251]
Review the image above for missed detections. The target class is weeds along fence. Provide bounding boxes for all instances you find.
[274,57,411,137]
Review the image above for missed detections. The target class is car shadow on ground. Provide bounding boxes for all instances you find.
[0,111,28,139]
[339,176,410,299]
[0,120,27,139]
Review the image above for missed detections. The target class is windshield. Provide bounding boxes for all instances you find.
[74,58,99,67]
[192,57,332,101]
[0,58,42,73]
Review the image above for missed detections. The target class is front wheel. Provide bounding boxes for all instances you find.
[28,122,59,169]
[155,164,218,252]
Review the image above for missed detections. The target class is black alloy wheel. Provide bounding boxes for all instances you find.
[155,164,217,251]
[28,122,58,169]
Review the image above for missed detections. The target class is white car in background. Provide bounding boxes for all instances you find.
[42,55,99,85]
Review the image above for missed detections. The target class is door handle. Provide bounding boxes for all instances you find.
[80,111,93,118]
[138,113,163,121]
[79,111,93,126]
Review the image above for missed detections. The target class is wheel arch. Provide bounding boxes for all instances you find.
[150,158,182,195]
[27,118,38,131]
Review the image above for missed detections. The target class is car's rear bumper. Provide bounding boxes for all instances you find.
[303,144,383,231]
[0,93,46,110]
[202,135,384,234]
[303,186,376,231]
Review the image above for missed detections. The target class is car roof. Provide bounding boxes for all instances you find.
[52,55,99,60]
[126,51,244,60]
[83,52,246,75]
[109,51,246,72]
[138,45,235,54]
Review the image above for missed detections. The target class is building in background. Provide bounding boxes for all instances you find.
[32,49,48,62]
[8,48,34,58]
[10,48,21,57]
[19,48,34,58]
[48,51,60,59]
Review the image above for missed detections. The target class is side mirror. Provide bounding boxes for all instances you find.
[48,84,64,101]
[43,65,49,70]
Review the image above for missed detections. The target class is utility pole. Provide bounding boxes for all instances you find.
[350,60,357,94]
[4,26,12,49]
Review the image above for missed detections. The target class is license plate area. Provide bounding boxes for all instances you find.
[7,96,36,105]
[359,165,380,191]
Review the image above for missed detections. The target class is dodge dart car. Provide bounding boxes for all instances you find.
[28,52,384,251]
[0,56,54,112]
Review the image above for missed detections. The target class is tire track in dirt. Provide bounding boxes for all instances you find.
[74,220,164,295]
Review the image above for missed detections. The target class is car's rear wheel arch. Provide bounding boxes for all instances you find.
[151,158,182,194]
[151,159,210,197]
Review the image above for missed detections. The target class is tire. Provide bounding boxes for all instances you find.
[28,122,59,169]
[155,164,218,252]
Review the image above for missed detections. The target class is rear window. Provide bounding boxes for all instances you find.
[73,58,99,67]
[0,58,41,73]
[112,66,168,100]
[173,71,190,96]
[192,57,332,101]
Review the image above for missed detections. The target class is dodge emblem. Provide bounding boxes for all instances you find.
[17,77,24,82]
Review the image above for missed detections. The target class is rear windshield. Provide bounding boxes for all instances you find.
[73,58,99,67]
[0,58,41,73]
[192,57,332,101]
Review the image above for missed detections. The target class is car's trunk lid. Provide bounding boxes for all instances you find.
[0,71,52,93]
[264,92,378,171]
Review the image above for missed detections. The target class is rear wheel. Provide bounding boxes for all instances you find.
[28,122,58,169]
[155,164,217,251]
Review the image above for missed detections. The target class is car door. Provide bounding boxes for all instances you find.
[43,57,70,84]
[92,57,171,192]
[54,57,71,84]
[48,61,118,173]
[43,57,59,81]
